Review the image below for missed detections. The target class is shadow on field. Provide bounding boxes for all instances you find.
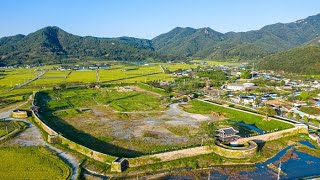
[39,112,144,158]
[254,140,266,151]
[35,91,144,158]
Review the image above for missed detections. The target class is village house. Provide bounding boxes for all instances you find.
[216,127,240,143]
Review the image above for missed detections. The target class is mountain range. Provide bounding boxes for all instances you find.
[1,13,320,69]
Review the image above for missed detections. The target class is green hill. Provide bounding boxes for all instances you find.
[0,26,181,66]
[258,45,320,74]
[2,13,320,65]
[153,13,320,60]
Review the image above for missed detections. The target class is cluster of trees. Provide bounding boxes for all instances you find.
[258,46,320,74]
[196,70,227,87]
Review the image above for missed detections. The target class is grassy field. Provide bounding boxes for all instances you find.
[161,63,199,72]
[0,121,16,137]
[66,70,96,83]
[300,106,320,115]
[191,60,240,67]
[39,86,167,112]
[34,86,172,157]
[0,68,38,93]
[0,147,71,179]
[28,70,70,87]
[182,100,294,132]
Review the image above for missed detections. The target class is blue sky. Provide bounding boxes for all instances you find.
[1,0,320,39]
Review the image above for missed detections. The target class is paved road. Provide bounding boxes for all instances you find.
[11,70,48,90]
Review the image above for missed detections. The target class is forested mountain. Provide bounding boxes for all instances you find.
[1,13,320,66]
[0,26,180,66]
[153,13,320,60]
[258,41,320,74]
[152,27,224,57]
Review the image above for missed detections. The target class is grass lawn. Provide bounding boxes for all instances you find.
[182,100,294,132]
[0,147,71,179]
[300,106,320,115]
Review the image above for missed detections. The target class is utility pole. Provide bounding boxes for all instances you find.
[277,161,282,180]
[252,62,254,79]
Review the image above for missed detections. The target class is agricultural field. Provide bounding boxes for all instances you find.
[66,70,97,83]
[0,147,71,179]
[28,70,70,87]
[161,63,199,72]
[181,100,294,132]
[99,64,168,83]
[0,68,38,93]
[191,60,240,67]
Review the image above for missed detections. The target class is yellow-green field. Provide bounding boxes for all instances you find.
[0,61,238,99]
[99,65,165,83]
[28,70,70,87]
[191,60,240,66]
[0,147,71,179]
[161,63,199,71]
[66,70,96,83]
[0,68,38,93]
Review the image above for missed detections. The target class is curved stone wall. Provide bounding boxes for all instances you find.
[212,141,258,158]
[12,110,28,118]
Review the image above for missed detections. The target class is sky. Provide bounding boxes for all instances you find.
[1,0,320,39]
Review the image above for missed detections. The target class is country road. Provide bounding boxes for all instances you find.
[10,70,48,90]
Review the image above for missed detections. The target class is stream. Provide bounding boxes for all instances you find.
[165,140,320,180]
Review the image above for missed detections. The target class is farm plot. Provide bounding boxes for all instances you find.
[66,70,96,83]
[162,63,199,72]
[0,147,71,179]
[0,69,38,93]
[28,70,70,87]
[99,65,165,83]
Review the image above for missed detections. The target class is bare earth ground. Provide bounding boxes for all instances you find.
[63,103,215,152]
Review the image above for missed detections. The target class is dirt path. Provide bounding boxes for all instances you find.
[1,118,80,180]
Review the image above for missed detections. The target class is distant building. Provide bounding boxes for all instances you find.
[225,84,245,91]
[216,127,240,143]
[224,83,256,91]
